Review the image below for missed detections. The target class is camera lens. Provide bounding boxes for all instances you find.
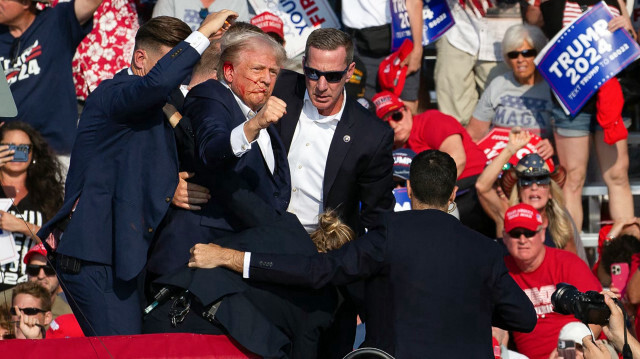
[551,283,581,315]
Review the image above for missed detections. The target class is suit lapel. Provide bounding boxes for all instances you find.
[323,100,355,201]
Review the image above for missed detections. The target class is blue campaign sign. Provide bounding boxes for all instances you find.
[535,1,640,116]
[393,187,411,212]
[390,0,455,52]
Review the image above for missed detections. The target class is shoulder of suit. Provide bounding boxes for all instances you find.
[187,79,229,98]
[345,97,391,133]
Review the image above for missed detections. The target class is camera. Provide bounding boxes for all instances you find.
[551,283,611,325]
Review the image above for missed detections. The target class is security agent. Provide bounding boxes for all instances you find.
[36,10,237,336]
[188,150,537,357]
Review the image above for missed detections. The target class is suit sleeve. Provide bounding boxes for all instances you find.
[358,126,396,230]
[249,225,389,288]
[490,246,537,332]
[184,83,238,170]
[102,41,200,121]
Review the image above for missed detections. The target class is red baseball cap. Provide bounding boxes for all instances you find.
[250,11,285,40]
[378,39,413,96]
[372,91,404,119]
[504,204,543,232]
[23,243,47,264]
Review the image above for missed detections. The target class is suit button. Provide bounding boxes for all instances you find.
[148,227,153,233]
[165,197,171,203]
[274,192,279,197]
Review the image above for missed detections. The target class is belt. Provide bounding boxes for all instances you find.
[55,253,83,274]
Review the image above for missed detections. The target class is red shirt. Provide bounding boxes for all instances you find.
[406,110,486,179]
[504,248,602,359]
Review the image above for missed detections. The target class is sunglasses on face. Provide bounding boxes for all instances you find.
[508,228,538,238]
[9,307,46,316]
[303,65,349,83]
[26,264,55,277]
[506,49,538,59]
[386,109,404,122]
[518,175,551,188]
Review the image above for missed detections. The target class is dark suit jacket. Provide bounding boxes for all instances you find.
[147,80,291,276]
[272,70,394,234]
[154,177,335,359]
[38,41,201,281]
[249,210,538,358]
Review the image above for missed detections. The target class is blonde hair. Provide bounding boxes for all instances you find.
[310,210,355,253]
[510,180,573,248]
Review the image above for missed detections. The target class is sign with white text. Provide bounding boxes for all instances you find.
[390,0,455,52]
[535,2,640,116]
[477,128,555,171]
[249,0,340,58]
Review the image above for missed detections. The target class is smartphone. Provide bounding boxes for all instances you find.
[558,339,576,359]
[611,262,630,292]
[8,144,29,162]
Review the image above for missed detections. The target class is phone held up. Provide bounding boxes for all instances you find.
[7,144,29,162]
[611,262,630,293]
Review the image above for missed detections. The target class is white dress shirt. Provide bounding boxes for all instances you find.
[287,90,346,232]
[227,84,275,174]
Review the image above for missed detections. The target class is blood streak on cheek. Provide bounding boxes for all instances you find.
[243,76,267,92]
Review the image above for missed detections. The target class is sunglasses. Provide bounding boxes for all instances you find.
[386,109,404,122]
[303,64,349,83]
[26,264,55,277]
[9,307,46,316]
[506,49,538,59]
[508,228,539,238]
[518,175,551,188]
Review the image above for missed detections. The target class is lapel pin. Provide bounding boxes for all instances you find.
[343,135,351,143]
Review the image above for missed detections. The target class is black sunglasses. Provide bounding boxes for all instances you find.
[303,65,349,83]
[386,109,404,122]
[10,307,46,316]
[508,228,538,238]
[518,175,551,188]
[26,264,55,277]
[507,49,538,59]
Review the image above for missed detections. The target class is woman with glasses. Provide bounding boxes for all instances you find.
[467,24,555,161]
[0,121,64,292]
[476,130,586,260]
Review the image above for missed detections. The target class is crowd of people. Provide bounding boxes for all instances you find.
[0,0,640,358]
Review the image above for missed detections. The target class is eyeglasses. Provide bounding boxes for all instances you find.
[518,175,551,188]
[508,228,539,238]
[385,109,405,122]
[393,179,407,188]
[303,64,349,83]
[9,307,46,316]
[1,333,16,339]
[26,264,56,277]
[506,49,538,59]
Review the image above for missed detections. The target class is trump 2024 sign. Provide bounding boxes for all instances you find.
[535,1,640,116]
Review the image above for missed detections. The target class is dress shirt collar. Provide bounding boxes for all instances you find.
[221,80,257,120]
[303,89,346,124]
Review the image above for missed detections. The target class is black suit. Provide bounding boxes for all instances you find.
[272,69,395,234]
[248,210,537,358]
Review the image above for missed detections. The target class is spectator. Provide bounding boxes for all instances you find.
[250,11,285,46]
[392,149,415,212]
[549,322,617,359]
[372,90,494,236]
[69,0,140,102]
[502,203,602,359]
[310,209,355,253]
[152,0,249,31]
[528,0,635,233]
[0,304,13,339]
[188,150,538,358]
[0,0,102,163]
[476,132,582,258]
[1,244,79,332]
[37,11,237,336]
[466,23,555,157]
[434,0,520,125]
[0,121,64,292]
[10,281,52,339]
[342,0,423,114]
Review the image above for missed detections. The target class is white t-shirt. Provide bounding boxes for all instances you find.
[342,0,389,29]
[152,0,250,31]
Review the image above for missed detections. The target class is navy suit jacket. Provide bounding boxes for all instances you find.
[249,210,537,358]
[38,41,201,281]
[272,70,394,234]
[185,79,291,230]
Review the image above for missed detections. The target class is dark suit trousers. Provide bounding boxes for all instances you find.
[56,261,142,336]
